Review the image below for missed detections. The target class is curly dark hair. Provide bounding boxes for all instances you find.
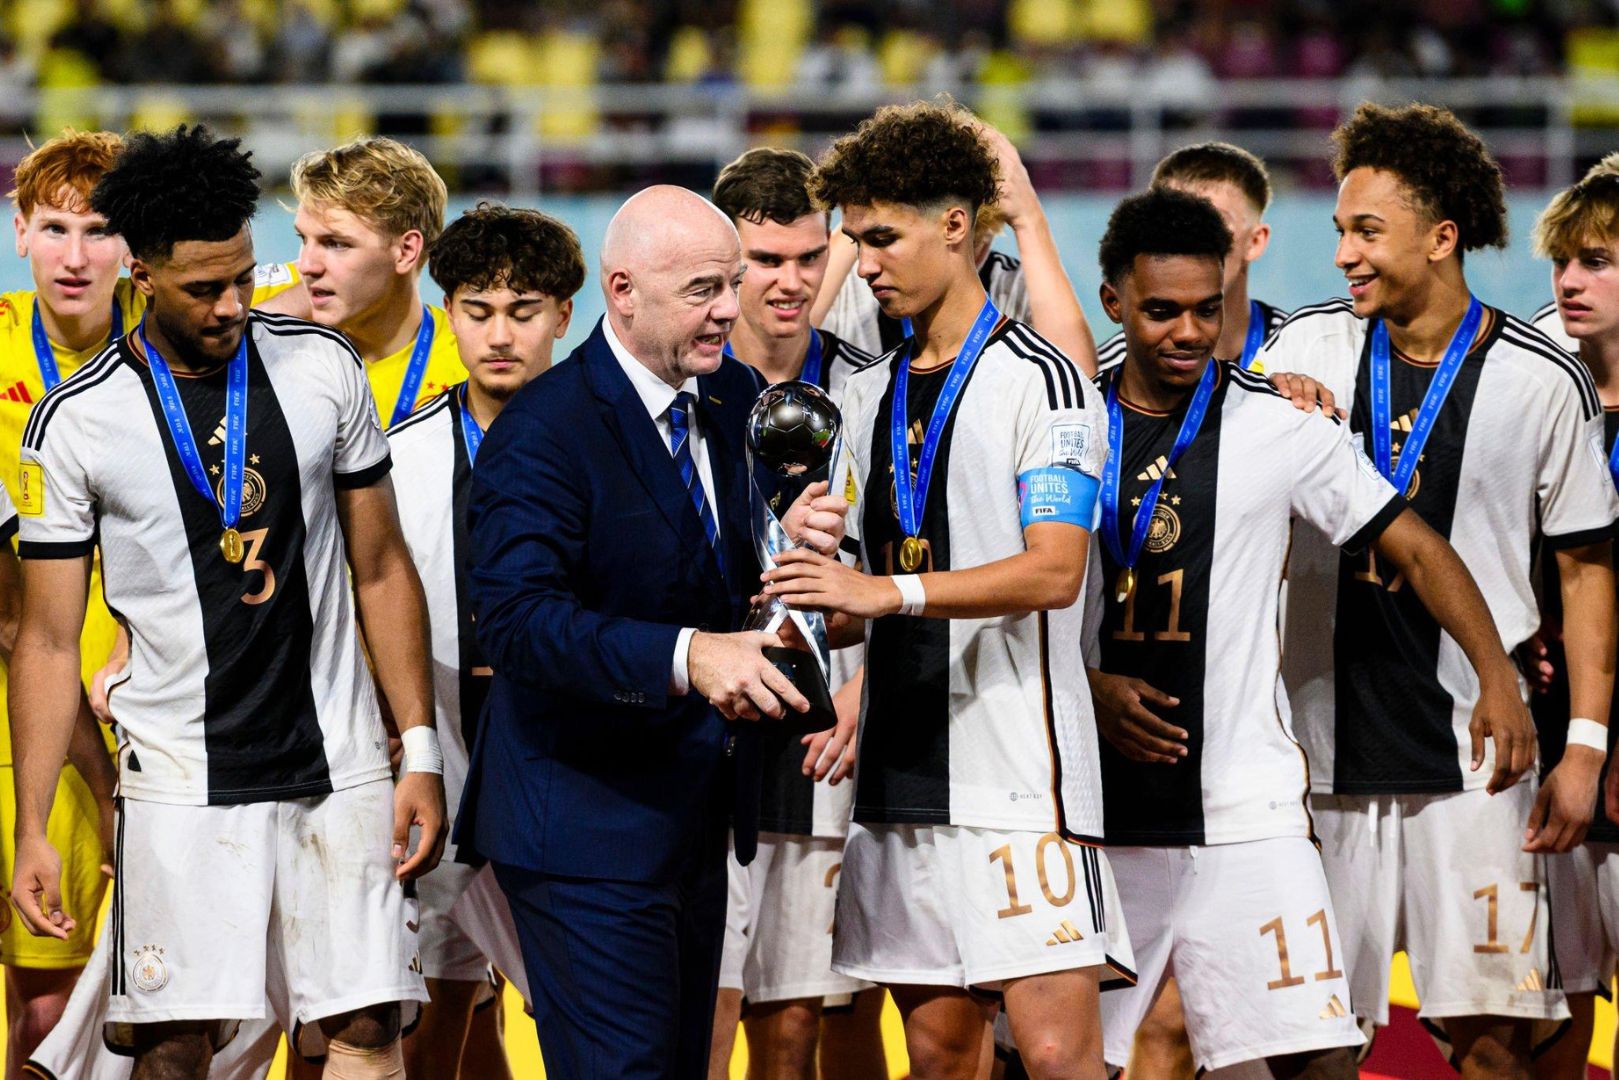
[808,99,999,218]
[89,125,259,262]
[428,202,586,302]
[1332,103,1507,253]
[713,148,821,227]
[1099,188,1233,286]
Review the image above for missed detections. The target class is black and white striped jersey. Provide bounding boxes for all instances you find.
[387,387,484,860]
[1084,362,1402,846]
[18,312,395,806]
[1532,299,1578,353]
[822,250,1030,361]
[1096,299,1287,373]
[837,317,1109,838]
[1259,298,1619,795]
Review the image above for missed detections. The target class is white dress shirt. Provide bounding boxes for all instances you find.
[602,318,720,695]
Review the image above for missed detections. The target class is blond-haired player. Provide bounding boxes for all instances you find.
[279,136,467,429]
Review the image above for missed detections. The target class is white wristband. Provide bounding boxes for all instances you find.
[1566,717,1610,757]
[893,574,926,617]
[400,726,444,775]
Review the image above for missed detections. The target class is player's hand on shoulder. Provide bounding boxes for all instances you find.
[392,768,447,881]
[781,480,848,557]
[763,549,897,620]
[1469,672,1536,795]
[688,630,811,722]
[1514,628,1557,696]
[11,836,73,939]
[1524,744,1603,853]
[1086,669,1187,766]
[90,625,131,725]
[1268,371,1346,419]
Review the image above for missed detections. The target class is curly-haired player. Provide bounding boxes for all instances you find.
[387,203,584,1079]
[769,101,1130,1079]
[9,124,445,1080]
[1257,104,1617,1074]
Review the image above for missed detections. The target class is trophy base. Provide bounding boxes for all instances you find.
[763,647,836,735]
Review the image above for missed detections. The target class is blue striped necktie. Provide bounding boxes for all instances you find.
[668,391,723,572]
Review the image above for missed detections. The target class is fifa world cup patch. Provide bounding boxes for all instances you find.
[17,461,44,516]
[1049,423,1093,469]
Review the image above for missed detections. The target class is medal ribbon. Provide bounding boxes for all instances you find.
[390,304,435,428]
[1370,296,1483,498]
[891,298,1000,544]
[458,382,484,465]
[140,321,248,535]
[1239,299,1266,370]
[1607,430,1619,493]
[32,299,123,391]
[1100,359,1218,575]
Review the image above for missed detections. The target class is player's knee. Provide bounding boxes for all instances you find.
[8,990,69,1051]
[129,1024,215,1080]
[319,1002,402,1050]
[1014,1028,1102,1080]
[1456,1032,1532,1080]
[1267,1047,1359,1080]
[904,1024,982,1079]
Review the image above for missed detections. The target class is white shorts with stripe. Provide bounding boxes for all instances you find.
[831,822,1133,990]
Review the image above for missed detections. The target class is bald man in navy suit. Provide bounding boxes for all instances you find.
[458,186,847,1078]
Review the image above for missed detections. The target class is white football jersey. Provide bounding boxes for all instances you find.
[19,312,394,806]
[1258,298,1618,794]
[838,315,1109,838]
[1085,362,1401,845]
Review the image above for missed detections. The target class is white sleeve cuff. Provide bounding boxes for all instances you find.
[670,627,697,696]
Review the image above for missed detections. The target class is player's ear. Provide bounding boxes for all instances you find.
[395,228,426,277]
[941,204,972,250]
[13,212,27,259]
[1427,218,1460,265]
[555,297,574,339]
[128,258,155,298]
[1099,280,1123,325]
[1247,221,1271,264]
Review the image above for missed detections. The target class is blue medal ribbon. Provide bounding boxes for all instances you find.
[1607,429,1619,493]
[891,299,1001,553]
[1239,299,1266,369]
[1370,296,1484,498]
[1100,359,1218,598]
[390,304,435,428]
[457,382,484,465]
[32,298,123,391]
[139,320,248,537]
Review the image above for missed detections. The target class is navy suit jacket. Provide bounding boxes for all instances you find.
[456,321,767,884]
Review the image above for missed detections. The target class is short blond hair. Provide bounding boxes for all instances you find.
[1533,152,1619,261]
[9,128,124,217]
[290,136,448,246]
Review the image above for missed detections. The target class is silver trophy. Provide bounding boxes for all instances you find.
[744,380,843,734]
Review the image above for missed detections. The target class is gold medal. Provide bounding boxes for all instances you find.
[1115,567,1135,604]
[899,536,924,572]
[220,527,244,564]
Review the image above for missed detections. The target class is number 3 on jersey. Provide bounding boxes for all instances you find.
[238,527,274,605]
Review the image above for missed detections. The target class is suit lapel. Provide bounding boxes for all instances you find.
[584,323,728,588]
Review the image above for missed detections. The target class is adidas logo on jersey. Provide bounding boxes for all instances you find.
[1389,407,1419,434]
[208,416,227,446]
[1516,968,1544,992]
[1045,920,1086,946]
[1137,456,1177,482]
[2,381,34,404]
[1318,994,1348,1020]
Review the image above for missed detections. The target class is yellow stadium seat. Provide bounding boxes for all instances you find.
[664,25,712,83]
[878,29,933,87]
[1076,0,1152,45]
[1568,28,1619,127]
[129,92,192,133]
[10,0,72,55]
[976,50,1032,141]
[531,30,599,144]
[1010,0,1076,47]
[467,30,541,87]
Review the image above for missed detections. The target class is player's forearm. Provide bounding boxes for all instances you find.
[896,544,1086,620]
[1556,542,1617,728]
[1378,515,1518,690]
[355,554,435,733]
[8,632,84,838]
[1012,212,1097,376]
[65,695,115,805]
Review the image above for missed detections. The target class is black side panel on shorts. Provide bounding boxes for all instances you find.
[854,361,972,825]
[133,339,329,804]
[1330,317,1497,793]
[1094,368,1225,845]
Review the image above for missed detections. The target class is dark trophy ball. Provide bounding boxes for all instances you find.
[746,381,843,478]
